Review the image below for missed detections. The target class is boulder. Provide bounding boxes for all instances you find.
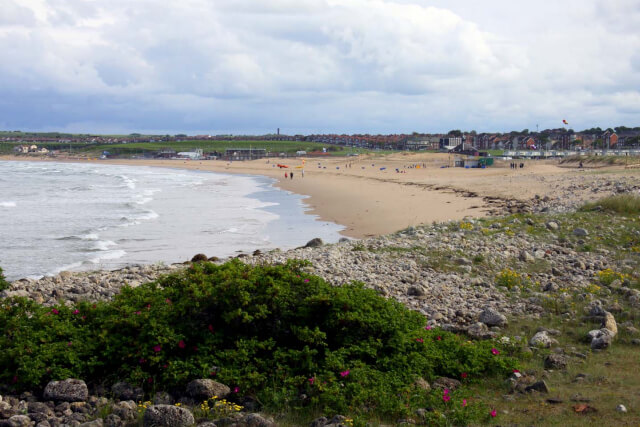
[241,413,275,427]
[414,378,431,392]
[7,415,31,427]
[546,221,559,231]
[79,421,103,427]
[519,251,535,263]
[304,238,324,248]
[43,379,89,402]
[525,380,549,394]
[309,417,328,427]
[143,405,195,427]
[529,331,556,348]
[478,308,507,327]
[591,329,613,350]
[544,354,569,370]
[191,254,208,263]
[103,414,122,427]
[112,401,137,421]
[111,382,143,402]
[466,322,496,340]
[602,312,617,337]
[573,228,589,237]
[186,379,230,400]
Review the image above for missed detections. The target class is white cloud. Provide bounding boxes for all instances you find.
[0,0,638,133]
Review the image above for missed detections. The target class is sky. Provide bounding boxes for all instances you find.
[0,0,638,135]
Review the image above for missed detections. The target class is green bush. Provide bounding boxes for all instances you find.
[0,267,9,291]
[0,260,515,422]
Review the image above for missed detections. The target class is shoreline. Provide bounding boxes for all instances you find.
[2,153,638,239]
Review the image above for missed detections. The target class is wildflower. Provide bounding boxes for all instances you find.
[425,325,432,330]
[139,358,146,364]
[165,298,172,305]
[208,324,214,333]
[73,309,80,315]
[513,369,520,373]
[147,378,153,384]
[233,387,239,393]
[81,315,86,320]
[134,311,141,315]
[436,336,442,341]
[443,394,451,402]
[491,348,500,355]
[462,399,467,407]
[153,345,162,353]
[178,340,186,349]
[67,341,72,347]
[308,377,315,385]
[461,372,468,379]
[304,279,310,283]
[490,409,497,417]
[415,338,424,343]
[443,388,449,395]
[51,308,59,315]
[340,370,350,377]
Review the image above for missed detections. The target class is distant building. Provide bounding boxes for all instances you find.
[439,136,462,150]
[225,148,266,160]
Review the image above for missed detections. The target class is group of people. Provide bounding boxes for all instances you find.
[284,170,304,179]
[510,162,525,169]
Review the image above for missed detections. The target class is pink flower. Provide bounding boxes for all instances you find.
[73,309,80,315]
[81,315,86,320]
[491,348,500,355]
[462,399,467,407]
[134,311,141,315]
[513,369,520,373]
[340,370,350,378]
[308,377,315,385]
[415,338,424,343]
[67,341,72,347]
[304,279,310,283]
[165,298,172,305]
[233,387,239,393]
[443,394,451,402]
[147,378,153,384]
[208,324,214,333]
[153,345,162,353]
[436,336,442,341]
[51,308,59,315]
[178,340,186,349]
[443,388,450,396]
[139,358,146,364]
[146,304,151,310]
[490,409,497,417]
[424,325,432,330]
[461,372,468,379]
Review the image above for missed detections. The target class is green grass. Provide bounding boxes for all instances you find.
[581,194,640,215]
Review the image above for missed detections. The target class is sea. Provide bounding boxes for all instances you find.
[0,160,344,281]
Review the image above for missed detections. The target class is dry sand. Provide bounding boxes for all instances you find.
[3,153,636,238]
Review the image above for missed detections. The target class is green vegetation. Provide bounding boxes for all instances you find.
[0,260,515,425]
[580,193,640,215]
[0,267,9,291]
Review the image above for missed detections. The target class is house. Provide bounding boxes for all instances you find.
[603,131,618,148]
[13,145,30,153]
[520,136,537,149]
[439,136,462,149]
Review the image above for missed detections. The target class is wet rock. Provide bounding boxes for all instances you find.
[190,254,208,263]
[43,379,89,402]
[304,238,324,248]
[143,405,194,427]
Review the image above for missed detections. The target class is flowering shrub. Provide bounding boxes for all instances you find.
[459,222,474,231]
[596,268,629,286]
[0,260,515,422]
[495,268,525,290]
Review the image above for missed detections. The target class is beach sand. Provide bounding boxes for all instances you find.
[3,153,636,238]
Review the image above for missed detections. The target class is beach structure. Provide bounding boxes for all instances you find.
[225,148,267,160]
[177,149,203,160]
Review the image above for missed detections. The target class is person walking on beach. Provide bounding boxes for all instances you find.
[285,172,288,178]
[290,172,294,180]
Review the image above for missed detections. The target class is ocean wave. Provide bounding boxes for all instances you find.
[49,261,83,276]
[87,249,127,264]
[91,240,117,251]
[0,201,17,208]
[118,175,136,189]
[56,233,100,241]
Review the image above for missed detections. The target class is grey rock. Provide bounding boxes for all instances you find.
[309,417,328,427]
[573,228,589,237]
[525,380,549,394]
[519,251,535,263]
[152,392,173,405]
[407,286,425,297]
[186,379,231,400]
[241,413,275,427]
[79,421,103,427]
[591,330,613,350]
[111,382,143,402]
[143,405,194,427]
[7,415,31,427]
[529,331,556,348]
[27,402,54,417]
[103,414,122,427]
[43,379,89,402]
[544,354,569,370]
[546,221,559,231]
[602,311,617,337]
[432,377,461,391]
[466,322,496,340]
[478,307,507,327]
[304,238,324,248]
[112,401,137,421]
[414,378,431,392]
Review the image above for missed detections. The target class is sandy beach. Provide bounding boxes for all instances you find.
[3,153,638,238]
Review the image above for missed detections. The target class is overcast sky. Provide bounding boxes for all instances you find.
[0,0,638,134]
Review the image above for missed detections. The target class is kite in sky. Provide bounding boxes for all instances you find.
[562,119,569,125]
